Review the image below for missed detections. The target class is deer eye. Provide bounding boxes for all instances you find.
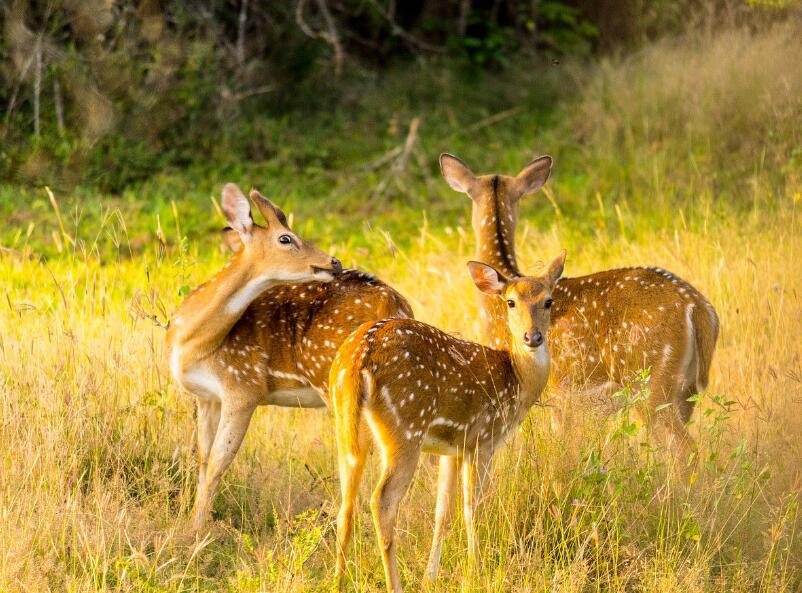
[544,298,554,309]
[507,300,515,308]
[278,234,293,245]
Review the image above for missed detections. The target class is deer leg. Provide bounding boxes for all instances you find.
[336,431,368,590]
[191,401,256,531]
[371,448,421,593]
[423,455,460,583]
[647,368,695,469]
[192,398,221,525]
[462,452,492,575]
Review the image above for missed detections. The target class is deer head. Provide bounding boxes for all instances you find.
[440,153,552,256]
[467,250,566,351]
[220,183,342,282]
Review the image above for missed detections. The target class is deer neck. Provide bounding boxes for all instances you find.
[169,252,295,368]
[473,178,521,278]
[473,182,521,347]
[508,341,550,406]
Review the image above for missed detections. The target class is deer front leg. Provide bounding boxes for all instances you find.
[192,398,221,527]
[191,401,256,531]
[371,448,421,593]
[423,455,460,584]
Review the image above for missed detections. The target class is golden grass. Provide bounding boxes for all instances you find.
[1,197,800,592]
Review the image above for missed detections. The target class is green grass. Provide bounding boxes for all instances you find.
[1,24,801,593]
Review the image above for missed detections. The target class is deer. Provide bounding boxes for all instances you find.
[330,251,567,593]
[439,153,719,461]
[167,183,412,531]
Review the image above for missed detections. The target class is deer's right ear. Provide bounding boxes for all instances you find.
[221,183,253,237]
[222,227,244,253]
[467,261,508,295]
[440,153,477,195]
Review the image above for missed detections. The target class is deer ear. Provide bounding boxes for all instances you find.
[222,227,244,253]
[440,153,477,196]
[467,261,508,295]
[545,249,567,286]
[221,183,253,236]
[250,189,289,229]
[513,156,552,198]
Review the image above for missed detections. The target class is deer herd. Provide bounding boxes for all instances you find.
[167,154,718,592]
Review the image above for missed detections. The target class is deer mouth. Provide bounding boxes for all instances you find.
[310,265,340,281]
[310,258,343,280]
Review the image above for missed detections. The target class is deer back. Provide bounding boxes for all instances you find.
[215,270,413,399]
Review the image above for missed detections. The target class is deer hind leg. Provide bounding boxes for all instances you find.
[423,455,460,584]
[371,446,421,593]
[647,363,695,469]
[462,452,492,576]
[191,401,256,531]
[192,399,221,526]
[335,429,369,590]
[677,351,700,425]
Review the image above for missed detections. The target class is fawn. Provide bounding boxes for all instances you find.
[167,183,412,530]
[440,153,719,459]
[330,251,566,593]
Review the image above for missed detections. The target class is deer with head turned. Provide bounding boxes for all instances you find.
[330,251,566,593]
[167,183,412,530]
[439,153,719,459]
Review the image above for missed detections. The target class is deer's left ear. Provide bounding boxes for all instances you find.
[545,249,567,286]
[222,227,244,253]
[467,261,508,295]
[250,190,289,229]
[512,155,552,198]
[440,153,478,196]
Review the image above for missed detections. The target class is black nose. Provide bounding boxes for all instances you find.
[331,257,343,274]
[524,331,544,347]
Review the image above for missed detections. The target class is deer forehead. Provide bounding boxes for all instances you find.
[507,279,549,302]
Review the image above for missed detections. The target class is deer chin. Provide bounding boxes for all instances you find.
[311,268,336,282]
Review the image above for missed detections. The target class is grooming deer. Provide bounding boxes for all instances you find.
[167,183,412,530]
[439,153,719,458]
[331,252,566,593]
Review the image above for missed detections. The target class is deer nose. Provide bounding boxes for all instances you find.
[523,330,544,348]
[331,257,343,274]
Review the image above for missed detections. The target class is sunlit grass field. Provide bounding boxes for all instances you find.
[1,25,801,593]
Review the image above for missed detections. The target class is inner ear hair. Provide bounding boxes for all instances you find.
[221,182,254,234]
[467,260,507,295]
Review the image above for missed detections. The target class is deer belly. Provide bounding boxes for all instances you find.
[266,388,326,408]
[422,432,460,456]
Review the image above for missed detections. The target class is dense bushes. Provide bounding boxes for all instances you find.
[1,0,795,191]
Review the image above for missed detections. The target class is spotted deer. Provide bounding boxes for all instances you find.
[439,153,719,458]
[330,252,566,593]
[167,183,412,530]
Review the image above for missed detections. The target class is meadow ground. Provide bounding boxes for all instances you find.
[1,26,801,593]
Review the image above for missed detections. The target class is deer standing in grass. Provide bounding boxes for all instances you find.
[331,252,566,593]
[167,183,412,530]
[439,154,719,458]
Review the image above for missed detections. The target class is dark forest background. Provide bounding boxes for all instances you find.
[2,0,796,192]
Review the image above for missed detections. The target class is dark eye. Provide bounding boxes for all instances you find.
[544,298,554,309]
[278,234,293,245]
[507,300,515,308]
